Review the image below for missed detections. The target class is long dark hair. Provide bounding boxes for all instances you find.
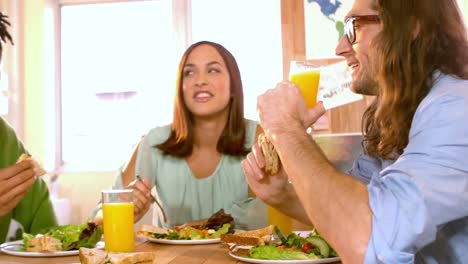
[0,12,13,60]
[362,0,468,159]
[157,41,249,157]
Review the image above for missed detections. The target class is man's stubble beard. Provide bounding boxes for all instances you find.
[351,54,379,96]
[351,69,379,96]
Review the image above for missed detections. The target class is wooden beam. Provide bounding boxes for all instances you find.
[281,0,306,80]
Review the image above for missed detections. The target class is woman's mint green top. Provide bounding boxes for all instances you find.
[115,119,266,229]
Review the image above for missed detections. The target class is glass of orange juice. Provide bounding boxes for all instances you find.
[289,60,321,108]
[102,189,134,252]
[266,62,321,235]
[267,206,293,235]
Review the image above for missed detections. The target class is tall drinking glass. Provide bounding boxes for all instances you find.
[102,189,134,252]
[289,60,321,108]
[266,61,321,235]
[267,207,293,235]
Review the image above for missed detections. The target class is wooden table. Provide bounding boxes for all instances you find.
[0,238,341,263]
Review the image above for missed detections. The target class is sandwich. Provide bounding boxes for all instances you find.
[136,224,168,239]
[16,153,32,163]
[220,225,275,256]
[78,247,107,264]
[258,133,280,175]
[16,153,47,176]
[79,247,155,264]
[26,235,62,252]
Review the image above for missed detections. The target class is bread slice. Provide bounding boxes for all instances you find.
[258,133,280,175]
[79,247,107,264]
[220,234,266,246]
[107,252,155,264]
[221,225,275,246]
[16,153,32,163]
[79,248,155,264]
[221,225,275,257]
[235,225,275,238]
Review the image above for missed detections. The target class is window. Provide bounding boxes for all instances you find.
[191,0,283,120]
[460,0,467,21]
[60,0,177,170]
[58,0,283,171]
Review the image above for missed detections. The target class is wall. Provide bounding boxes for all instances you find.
[53,171,116,224]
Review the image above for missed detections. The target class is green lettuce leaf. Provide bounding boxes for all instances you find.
[250,245,319,260]
[211,223,231,238]
[21,233,35,251]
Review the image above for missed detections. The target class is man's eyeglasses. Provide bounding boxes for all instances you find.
[344,15,381,44]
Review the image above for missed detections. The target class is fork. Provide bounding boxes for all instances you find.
[136,175,168,224]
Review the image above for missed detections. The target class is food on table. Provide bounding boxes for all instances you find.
[22,222,102,252]
[200,208,236,233]
[258,133,280,175]
[221,226,338,260]
[25,235,62,252]
[137,225,168,238]
[221,225,275,256]
[79,247,155,264]
[173,208,235,232]
[137,223,231,241]
[137,209,234,240]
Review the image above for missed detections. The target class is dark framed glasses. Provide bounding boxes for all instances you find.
[344,15,381,44]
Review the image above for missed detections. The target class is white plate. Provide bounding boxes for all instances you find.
[229,252,341,264]
[0,240,104,257]
[147,237,220,245]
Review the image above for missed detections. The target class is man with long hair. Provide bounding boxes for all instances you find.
[243,0,468,263]
[0,12,57,243]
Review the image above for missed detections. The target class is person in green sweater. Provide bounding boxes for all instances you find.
[0,12,57,244]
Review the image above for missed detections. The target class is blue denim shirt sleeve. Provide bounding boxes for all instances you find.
[349,75,468,263]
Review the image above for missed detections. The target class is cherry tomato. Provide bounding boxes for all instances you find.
[301,242,314,253]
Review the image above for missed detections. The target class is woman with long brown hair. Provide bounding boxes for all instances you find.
[243,0,468,262]
[100,41,261,229]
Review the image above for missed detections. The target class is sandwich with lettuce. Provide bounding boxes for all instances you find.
[79,247,155,264]
[221,225,339,260]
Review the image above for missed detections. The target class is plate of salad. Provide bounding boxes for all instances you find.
[145,223,232,245]
[0,222,103,257]
[228,228,340,263]
[0,240,105,257]
[229,252,340,264]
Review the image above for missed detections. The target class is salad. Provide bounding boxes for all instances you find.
[22,222,102,252]
[151,223,231,240]
[244,227,338,260]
